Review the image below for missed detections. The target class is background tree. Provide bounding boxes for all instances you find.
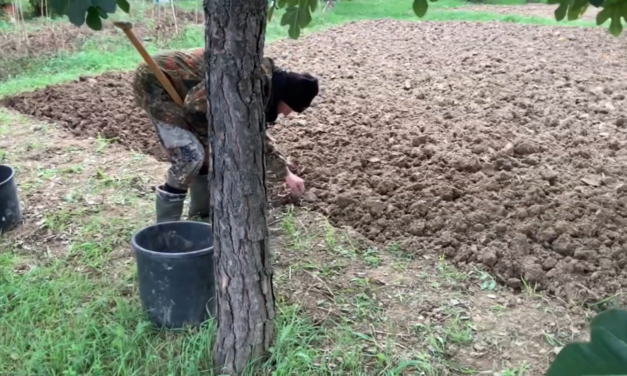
[47,0,624,373]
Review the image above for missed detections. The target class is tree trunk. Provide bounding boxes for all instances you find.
[204,0,275,374]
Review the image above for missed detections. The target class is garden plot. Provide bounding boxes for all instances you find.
[5,19,627,304]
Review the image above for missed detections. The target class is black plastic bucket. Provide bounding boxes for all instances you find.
[0,164,22,234]
[131,221,216,329]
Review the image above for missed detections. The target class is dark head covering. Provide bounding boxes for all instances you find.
[266,69,318,123]
[281,72,319,112]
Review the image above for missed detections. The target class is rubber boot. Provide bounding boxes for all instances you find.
[188,174,210,222]
[155,185,186,223]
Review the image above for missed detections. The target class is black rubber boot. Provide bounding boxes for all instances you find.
[188,174,210,222]
[155,185,186,223]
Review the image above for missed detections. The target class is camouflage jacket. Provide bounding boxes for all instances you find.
[132,48,291,180]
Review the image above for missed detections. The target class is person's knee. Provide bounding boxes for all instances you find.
[166,142,205,190]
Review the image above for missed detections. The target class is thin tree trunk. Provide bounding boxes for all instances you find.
[204,0,275,374]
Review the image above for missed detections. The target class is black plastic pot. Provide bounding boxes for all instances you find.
[131,221,216,329]
[0,164,22,234]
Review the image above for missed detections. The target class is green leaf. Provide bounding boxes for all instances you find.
[609,11,623,36]
[298,0,312,28]
[48,0,68,15]
[590,0,603,6]
[281,7,301,38]
[66,0,92,27]
[115,0,130,13]
[597,7,611,24]
[554,2,568,21]
[413,0,428,17]
[597,8,612,25]
[620,2,627,21]
[567,0,588,20]
[48,0,126,29]
[603,0,623,7]
[308,0,317,13]
[86,6,102,30]
[96,6,109,18]
[288,19,300,39]
[278,0,287,8]
[280,6,294,25]
[280,4,312,39]
[547,309,627,375]
[93,0,115,13]
[267,4,275,22]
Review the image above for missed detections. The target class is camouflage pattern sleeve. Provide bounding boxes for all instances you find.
[265,133,290,180]
[183,80,207,114]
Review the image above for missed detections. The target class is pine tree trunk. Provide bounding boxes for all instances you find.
[203,0,275,374]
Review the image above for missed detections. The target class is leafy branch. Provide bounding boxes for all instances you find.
[267,0,436,39]
[547,308,627,375]
[47,0,627,37]
[48,0,129,30]
[269,0,627,39]
[549,0,627,36]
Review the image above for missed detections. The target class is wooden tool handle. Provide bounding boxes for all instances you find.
[114,21,185,108]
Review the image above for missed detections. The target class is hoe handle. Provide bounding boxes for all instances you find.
[113,21,184,107]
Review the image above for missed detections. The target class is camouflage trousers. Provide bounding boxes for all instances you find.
[150,117,208,191]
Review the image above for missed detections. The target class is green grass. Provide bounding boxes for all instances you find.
[1,248,376,375]
[0,0,598,98]
[2,248,380,375]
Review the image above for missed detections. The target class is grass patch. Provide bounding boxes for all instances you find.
[0,253,216,376]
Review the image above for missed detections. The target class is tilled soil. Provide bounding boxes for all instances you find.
[5,20,627,303]
[2,73,169,160]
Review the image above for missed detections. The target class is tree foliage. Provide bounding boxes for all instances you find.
[547,308,627,375]
[548,0,627,36]
[51,0,627,37]
[48,0,129,30]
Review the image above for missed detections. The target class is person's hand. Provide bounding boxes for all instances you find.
[285,172,305,198]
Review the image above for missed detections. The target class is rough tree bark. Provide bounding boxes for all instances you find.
[204,0,275,374]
